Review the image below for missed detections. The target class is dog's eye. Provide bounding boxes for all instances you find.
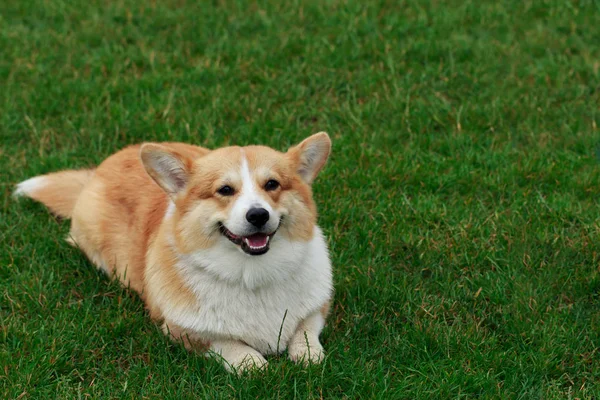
[217,185,235,196]
[264,179,280,191]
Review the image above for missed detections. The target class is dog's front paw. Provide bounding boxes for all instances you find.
[210,340,268,374]
[288,340,325,366]
[228,350,268,374]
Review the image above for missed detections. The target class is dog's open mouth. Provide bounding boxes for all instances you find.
[219,224,276,256]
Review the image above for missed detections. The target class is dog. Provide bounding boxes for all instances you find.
[14,132,333,373]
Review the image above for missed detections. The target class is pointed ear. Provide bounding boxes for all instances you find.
[288,132,332,184]
[140,144,192,196]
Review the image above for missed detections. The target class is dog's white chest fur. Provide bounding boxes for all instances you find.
[166,227,332,354]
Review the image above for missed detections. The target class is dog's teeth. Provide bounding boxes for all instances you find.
[243,236,269,250]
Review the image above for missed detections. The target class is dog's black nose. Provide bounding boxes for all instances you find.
[246,207,270,227]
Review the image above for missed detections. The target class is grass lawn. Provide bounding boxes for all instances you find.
[2,0,600,398]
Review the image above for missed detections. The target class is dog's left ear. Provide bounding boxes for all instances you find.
[288,132,331,184]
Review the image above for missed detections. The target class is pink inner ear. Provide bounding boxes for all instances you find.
[297,143,329,182]
[171,173,187,191]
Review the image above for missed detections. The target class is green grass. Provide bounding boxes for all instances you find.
[2,0,600,398]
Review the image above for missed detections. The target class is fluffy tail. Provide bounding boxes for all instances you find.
[14,169,95,218]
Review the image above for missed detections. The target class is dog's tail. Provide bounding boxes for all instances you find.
[14,169,95,218]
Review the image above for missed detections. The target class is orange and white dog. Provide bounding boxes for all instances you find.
[15,132,333,372]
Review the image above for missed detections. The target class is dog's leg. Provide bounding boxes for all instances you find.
[287,310,326,365]
[209,340,267,373]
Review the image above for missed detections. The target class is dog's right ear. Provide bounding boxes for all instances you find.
[287,132,332,184]
[140,144,192,196]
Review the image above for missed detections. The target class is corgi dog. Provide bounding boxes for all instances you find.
[14,132,333,373]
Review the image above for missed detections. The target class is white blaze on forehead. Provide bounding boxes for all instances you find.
[240,150,256,198]
[238,149,273,213]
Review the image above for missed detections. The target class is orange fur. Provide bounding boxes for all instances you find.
[145,217,199,320]
[69,143,208,294]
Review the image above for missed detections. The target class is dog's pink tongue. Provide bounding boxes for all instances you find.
[247,233,268,247]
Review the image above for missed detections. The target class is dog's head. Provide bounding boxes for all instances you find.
[141,133,331,257]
